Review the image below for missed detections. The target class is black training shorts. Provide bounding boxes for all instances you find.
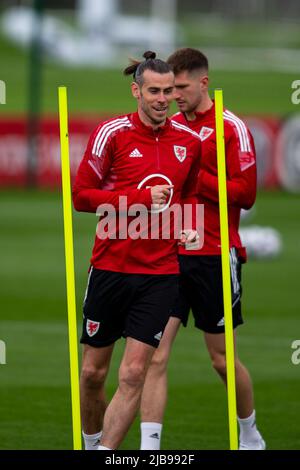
[171,248,243,334]
[81,268,179,348]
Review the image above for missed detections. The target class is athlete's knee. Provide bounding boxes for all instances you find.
[234,358,250,377]
[149,347,169,375]
[119,362,147,390]
[81,364,108,389]
[211,353,227,378]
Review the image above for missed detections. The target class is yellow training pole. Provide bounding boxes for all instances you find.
[58,86,82,450]
[214,89,238,450]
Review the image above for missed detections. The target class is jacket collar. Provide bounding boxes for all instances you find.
[183,101,215,123]
[131,111,171,135]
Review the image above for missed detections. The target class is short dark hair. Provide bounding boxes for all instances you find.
[167,48,209,75]
[123,50,172,86]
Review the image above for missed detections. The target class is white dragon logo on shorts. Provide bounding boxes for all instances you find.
[86,319,100,337]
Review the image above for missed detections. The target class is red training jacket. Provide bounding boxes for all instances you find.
[172,102,257,261]
[73,111,201,274]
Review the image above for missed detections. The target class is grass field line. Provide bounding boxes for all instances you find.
[1,319,70,334]
[204,46,300,72]
[237,334,297,345]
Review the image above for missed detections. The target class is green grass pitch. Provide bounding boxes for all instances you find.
[0,190,299,450]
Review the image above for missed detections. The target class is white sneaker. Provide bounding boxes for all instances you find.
[239,434,266,450]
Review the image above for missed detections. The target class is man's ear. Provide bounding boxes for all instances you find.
[200,75,209,89]
[131,82,140,99]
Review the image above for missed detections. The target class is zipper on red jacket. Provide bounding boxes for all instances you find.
[154,132,160,170]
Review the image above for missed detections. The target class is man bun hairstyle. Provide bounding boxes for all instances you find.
[167,48,209,75]
[123,50,172,86]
